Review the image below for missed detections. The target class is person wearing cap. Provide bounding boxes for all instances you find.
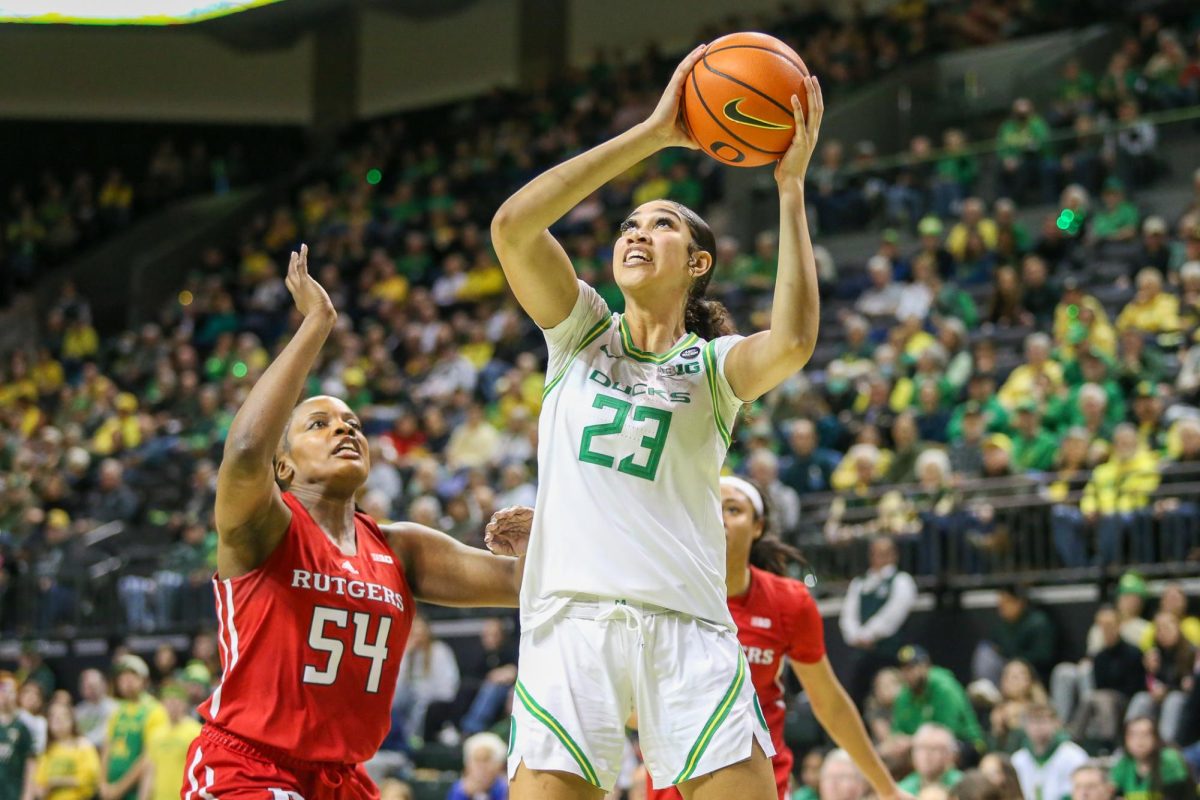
[914,215,957,280]
[840,537,918,709]
[1116,268,1181,336]
[1088,178,1140,248]
[891,646,986,755]
[91,392,142,457]
[139,683,200,800]
[948,403,987,479]
[1011,400,1059,472]
[1128,380,1168,453]
[1133,216,1171,275]
[100,655,168,800]
[996,98,1052,203]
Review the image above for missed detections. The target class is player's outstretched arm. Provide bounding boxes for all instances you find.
[793,657,911,800]
[215,244,333,577]
[386,521,526,608]
[725,75,824,402]
[491,45,707,329]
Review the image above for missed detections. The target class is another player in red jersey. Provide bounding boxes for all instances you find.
[181,244,524,800]
[645,477,904,800]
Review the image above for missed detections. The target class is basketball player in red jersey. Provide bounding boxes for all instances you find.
[481,480,908,800]
[181,244,525,800]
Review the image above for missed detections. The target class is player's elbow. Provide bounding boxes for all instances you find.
[490,203,526,248]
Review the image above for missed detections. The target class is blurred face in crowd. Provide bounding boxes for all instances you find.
[1112,428,1138,460]
[1023,708,1059,751]
[999,660,1034,700]
[47,702,74,742]
[1071,766,1114,800]
[901,660,930,693]
[1117,591,1144,620]
[1124,718,1156,761]
[1180,422,1200,458]
[790,420,817,456]
[275,396,370,495]
[979,754,1008,788]
[1061,434,1088,469]
[1154,611,1180,647]
[1160,585,1189,618]
[79,669,107,702]
[722,483,764,567]
[18,682,44,714]
[819,755,868,800]
[463,740,504,788]
[869,538,897,572]
[480,618,504,651]
[800,750,823,789]
[873,669,901,707]
[1095,608,1120,648]
[982,443,1010,475]
[613,201,709,305]
[115,670,144,700]
[912,726,955,780]
[997,591,1025,622]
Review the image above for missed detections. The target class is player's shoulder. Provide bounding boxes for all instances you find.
[750,566,815,609]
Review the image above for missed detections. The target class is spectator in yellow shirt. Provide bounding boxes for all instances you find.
[138,684,200,800]
[36,702,100,800]
[1054,278,1116,360]
[60,317,99,362]
[945,197,998,261]
[91,394,142,457]
[1116,268,1180,334]
[1083,425,1160,565]
[998,333,1063,410]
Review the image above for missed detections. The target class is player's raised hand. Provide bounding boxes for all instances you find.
[775,75,824,185]
[484,505,534,557]
[285,243,336,322]
[643,43,707,150]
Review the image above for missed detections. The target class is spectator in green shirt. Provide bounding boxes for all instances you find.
[1109,717,1192,800]
[898,723,964,794]
[1053,59,1098,125]
[893,646,986,753]
[933,129,978,218]
[101,656,168,800]
[0,673,34,800]
[996,98,1053,203]
[1012,401,1059,472]
[1089,178,1140,248]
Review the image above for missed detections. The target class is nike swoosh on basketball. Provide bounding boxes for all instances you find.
[722,98,790,131]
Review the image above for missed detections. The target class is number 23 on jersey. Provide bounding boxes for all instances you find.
[578,394,673,481]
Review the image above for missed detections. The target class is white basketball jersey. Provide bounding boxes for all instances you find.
[522,281,744,631]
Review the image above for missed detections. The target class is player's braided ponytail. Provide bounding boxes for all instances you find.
[669,202,737,341]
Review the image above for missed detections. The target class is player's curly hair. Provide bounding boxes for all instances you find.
[668,202,737,341]
[738,477,807,577]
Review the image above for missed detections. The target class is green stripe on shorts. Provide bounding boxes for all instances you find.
[514,680,601,787]
[673,655,747,784]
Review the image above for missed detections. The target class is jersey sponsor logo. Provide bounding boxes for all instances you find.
[681,346,701,359]
[588,369,691,403]
[291,569,405,611]
[722,97,791,131]
[658,362,701,378]
[742,645,776,665]
[340,560,359,575]
[371,553,394,564]
[750,616,773,629]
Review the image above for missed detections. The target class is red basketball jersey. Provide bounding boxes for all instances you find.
[649,566,825,800]
[198,492,414,764]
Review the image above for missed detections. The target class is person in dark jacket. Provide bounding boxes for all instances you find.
[1067,606,1146,748]
[975,585,1057,685]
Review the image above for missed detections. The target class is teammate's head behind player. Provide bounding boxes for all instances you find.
[273,394,370,496]
[614,199,734,341]
[719,476,805,577]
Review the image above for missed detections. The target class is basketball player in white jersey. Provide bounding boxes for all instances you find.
[492,47,838,800]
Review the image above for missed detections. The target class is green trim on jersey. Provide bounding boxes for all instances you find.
[618,316,700,364]
[543,317,612,400]
[702,341,732,448]
[752,695,768,731]
[673,655,746,784]
[515,680,601,787]
[507,717,516,757]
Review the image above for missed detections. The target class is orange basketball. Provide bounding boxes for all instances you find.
[682,32,809,168]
